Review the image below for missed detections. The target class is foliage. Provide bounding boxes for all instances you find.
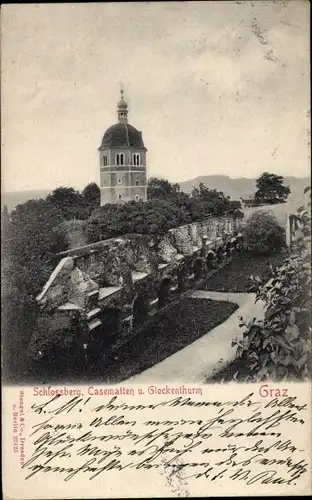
[26,311,87,380]
[47,186,89,220]
[86,199,190,242]
[4,199,67,267]
[59,219,88,249]
[243,211,286,254]
[255,172,291,205]
[2,198,68,381]
[87,179,243,243]
[147,177,181,201]
[191,183,243,217]
[29,312,75,359]
[1,204,10,241]
[232,187,311,382]
[82,182,100,214]
[203,252,285,293]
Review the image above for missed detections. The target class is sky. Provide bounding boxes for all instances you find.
[1,1,310,193]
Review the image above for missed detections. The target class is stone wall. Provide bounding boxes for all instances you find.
[36,215,242,357]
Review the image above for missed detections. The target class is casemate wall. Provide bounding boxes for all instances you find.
[36,215,243,352]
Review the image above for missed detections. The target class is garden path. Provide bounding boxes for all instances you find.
[125,290,266,383]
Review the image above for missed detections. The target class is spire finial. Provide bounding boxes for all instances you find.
[117,85,128,123]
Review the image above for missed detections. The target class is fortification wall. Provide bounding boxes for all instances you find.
[35,215,243,357]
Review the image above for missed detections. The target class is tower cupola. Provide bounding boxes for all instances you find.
[117,89,128,123]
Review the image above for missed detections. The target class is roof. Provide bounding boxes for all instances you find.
[100,123,145,149]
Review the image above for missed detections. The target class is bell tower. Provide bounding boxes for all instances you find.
[99,90,148,205]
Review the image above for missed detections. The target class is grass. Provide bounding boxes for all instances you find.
[204,251,286,293]
[92,298,238,383]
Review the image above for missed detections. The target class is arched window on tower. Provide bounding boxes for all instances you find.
[132,153,140,166]
[115,153,124,166]
[103,155,108,166]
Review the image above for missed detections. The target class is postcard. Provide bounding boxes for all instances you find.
[1,1,311,498]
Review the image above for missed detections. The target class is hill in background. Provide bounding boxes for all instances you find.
[1,190,51,211]
[2,175,310,211]
[179,175,310,202]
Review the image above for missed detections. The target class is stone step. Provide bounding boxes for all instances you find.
[86,289,100,311]
[158,263,169,269]
[132,271,149,282]
[86,307,101,320]
[88,318,102,331]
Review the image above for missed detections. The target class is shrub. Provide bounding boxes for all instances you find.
[232,187,311,382]
[243,211,286,254]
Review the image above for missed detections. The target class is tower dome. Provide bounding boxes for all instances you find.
[100,123,145,149]
[116,89,128,123]
[117,92,128,109]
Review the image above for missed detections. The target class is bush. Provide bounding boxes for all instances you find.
[231,187,311,382]
[233,255,311,381]
[243,211,286,254]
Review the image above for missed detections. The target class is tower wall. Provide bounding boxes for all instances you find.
[100,171,147,187]
[100,185,147,205]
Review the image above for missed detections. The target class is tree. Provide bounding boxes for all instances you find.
[85,199,189,242]
[255,172,291,205]
[82,182,100,213]
[191,182,243,217]
[4,199,67,268]
[175,193,206,222]
[1,204,10,242]
[243,211,286,254]
[147,177,181,201]
[2,198,68,382]
[46,186,89,220]
[227,200,245,219]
